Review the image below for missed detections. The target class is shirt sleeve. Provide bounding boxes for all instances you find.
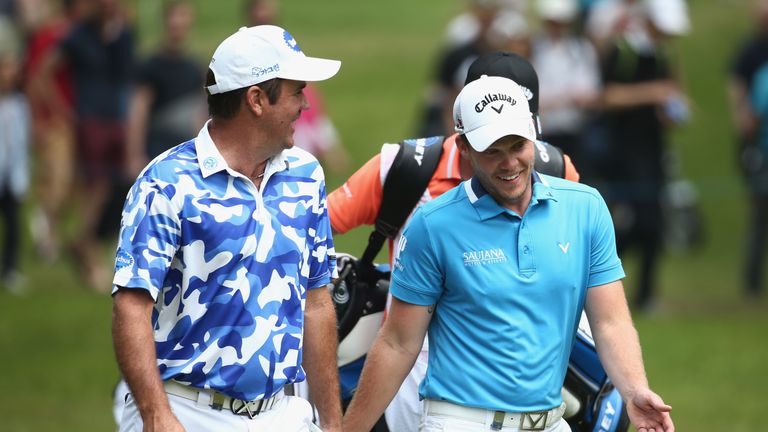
[731,39,755,83]
[751,64,768,115]
[389,208,444,305]
[327,153,384,233]
[134,56,155,86]
[587,192,625,288]
[112,176,181,300]
[308,174,336,290]
[601,43,623,84]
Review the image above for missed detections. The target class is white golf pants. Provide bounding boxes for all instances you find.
[119,390,321,432]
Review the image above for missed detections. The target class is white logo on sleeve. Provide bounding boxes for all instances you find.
[394,235,407,271]
[558,242,570,254]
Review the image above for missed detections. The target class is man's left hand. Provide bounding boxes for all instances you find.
[626,388,674,432]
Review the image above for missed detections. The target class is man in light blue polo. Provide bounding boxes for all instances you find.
[343,76,674,432]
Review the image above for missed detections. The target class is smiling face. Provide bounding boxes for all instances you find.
[459,133,535,214]
[261,79,308,152]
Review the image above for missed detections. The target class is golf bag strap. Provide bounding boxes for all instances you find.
[359,136,444,268]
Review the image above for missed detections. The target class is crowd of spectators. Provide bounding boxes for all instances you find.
[2,0,767,309]
[0,0,348,295]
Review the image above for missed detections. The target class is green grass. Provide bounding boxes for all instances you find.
[0,0,766,430]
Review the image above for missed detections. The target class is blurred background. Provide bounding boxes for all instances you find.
[0,0,765,430]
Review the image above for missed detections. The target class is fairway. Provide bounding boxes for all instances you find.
[0,1,765,431]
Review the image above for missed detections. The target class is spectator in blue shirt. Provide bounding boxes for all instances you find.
[0,50,29,294]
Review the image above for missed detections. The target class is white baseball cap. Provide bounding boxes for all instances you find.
[536,0,578,22]
[453,75,537,152]
[206,25,341,95]
[644,0,690,36]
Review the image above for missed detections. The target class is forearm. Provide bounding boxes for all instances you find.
[727,78,757,135]
[588,279,673,428]
[601,81,673,110]
[112,289,173,420]
[125,87,153,174]
[126,102,148,157]
[343,328,421,432]
[591,312,650,400]
[303,287,342,430]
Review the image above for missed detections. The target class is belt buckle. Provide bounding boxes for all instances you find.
[230,398,260,419]
[521,410,548,431]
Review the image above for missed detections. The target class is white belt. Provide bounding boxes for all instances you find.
[164,380,283,419]
[425,399,566,431]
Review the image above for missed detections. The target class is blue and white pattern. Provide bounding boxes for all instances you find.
[112,122,336,401]
[283,30,302,53]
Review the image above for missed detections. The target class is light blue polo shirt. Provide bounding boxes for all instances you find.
[390,173,624,413]
[112,121,336,401]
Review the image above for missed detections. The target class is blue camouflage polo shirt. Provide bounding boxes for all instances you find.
[390,173,624,413]
[112,121,336,401]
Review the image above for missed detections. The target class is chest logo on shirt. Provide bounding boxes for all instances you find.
[463,248,507,266]
[558,242,570,254]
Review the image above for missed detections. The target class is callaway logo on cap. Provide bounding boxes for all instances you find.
[453,75,536,152]
[474,92,516,113]
[207,25,341,95]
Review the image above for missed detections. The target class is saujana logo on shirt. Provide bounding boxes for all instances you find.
[462,248,507,266]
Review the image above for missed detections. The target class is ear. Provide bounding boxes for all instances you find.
[244,85,266,116]
[455,134,471,156]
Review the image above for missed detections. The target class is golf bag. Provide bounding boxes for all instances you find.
[563,315,630,432]
[330,137,629,431]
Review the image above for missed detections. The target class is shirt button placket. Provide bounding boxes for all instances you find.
[519,217,535,275]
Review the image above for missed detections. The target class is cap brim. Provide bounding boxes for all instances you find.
[464,117,536,152]
[278,56,341,82]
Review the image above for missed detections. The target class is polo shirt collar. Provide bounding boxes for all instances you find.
[464,171,557,220]
[195,120,290,179]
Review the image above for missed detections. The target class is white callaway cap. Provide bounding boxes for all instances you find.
[453,75,537,152]
[207,25,341,95]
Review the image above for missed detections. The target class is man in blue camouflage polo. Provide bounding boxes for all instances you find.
[111,25,342,432]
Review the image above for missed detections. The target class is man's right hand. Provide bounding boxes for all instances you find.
[142,411,185,432]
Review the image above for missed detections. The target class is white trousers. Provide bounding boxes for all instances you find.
[420,411,571,432]
[385,350,429,431]
[113,379,130,429]
[119,390,321,432]
[297,352,428,430]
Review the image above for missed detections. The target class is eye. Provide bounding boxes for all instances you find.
[512,140,526,152]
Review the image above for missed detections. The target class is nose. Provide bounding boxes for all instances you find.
[300,92,310,111]
[499,150,521,170]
